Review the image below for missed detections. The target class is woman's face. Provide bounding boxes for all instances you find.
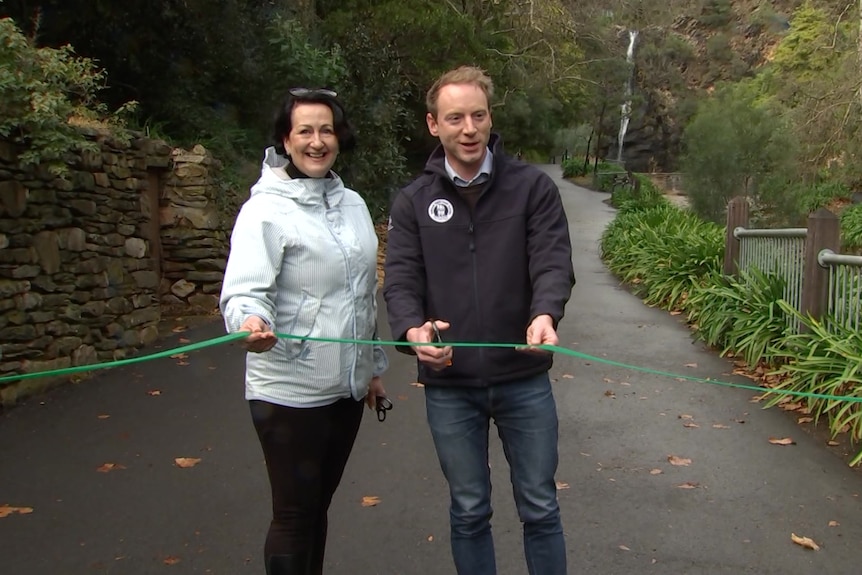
[283,102,339,177]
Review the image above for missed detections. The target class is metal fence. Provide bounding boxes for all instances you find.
[734,227,807,320]
[726,199,862,332]
[820,250,862,332]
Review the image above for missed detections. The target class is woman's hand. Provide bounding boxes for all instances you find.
[239,316,278,353]
[366,376,386,409]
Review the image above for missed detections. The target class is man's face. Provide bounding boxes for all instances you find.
[426,83,492,180]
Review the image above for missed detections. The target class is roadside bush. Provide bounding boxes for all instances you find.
[840,204,862,251]
[766,301,862,465]
[601,204,723,310]
[610,174,669,214]
[561,157,587,178]
[0,17,131,174]
[686,268,791,367]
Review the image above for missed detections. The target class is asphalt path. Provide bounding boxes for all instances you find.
[2,166,862,574]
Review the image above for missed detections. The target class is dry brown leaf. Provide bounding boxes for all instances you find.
[163,556,182,565]
[427,535,434,542]
[555,481,570,490]
[603,377,614,383]
[828,520,839,527]
[170,353,188,359]
[97,463,126,473]
[791,533,820,551]
[0,505,34,518]
[619,545,631,551]
[768,437,796,446]
[683,422,700,428]
[147,390,161,396]
[797,417,814,424]
[171,325,188,333]
[174,458,202,469]
[562,374,574,379]
[676,482,700,489]
[670,310,682,316]
[361,496,380,507]
[409,382,424,388]
[650,469,663,475]
[713,424,730,429]
[620,381,631,386]
[97,414,110,420]
[679,414,694,420]
[827,440,840,446]
[684,363,698,368]
[667,455,692,466]
[178,338,191,344]
[604,390,616,397]
[782,402,803,411]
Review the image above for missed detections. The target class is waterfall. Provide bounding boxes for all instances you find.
[616,30,638,163]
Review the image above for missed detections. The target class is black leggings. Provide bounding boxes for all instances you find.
[249,398,364,574]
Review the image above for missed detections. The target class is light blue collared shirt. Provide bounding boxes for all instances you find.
[445,149,494,187]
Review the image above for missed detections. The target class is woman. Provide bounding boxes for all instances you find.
[219,88,388,575]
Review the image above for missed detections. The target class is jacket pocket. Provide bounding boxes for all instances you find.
[284,291,322,360]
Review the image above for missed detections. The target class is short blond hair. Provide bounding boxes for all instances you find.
[425,65,494,118]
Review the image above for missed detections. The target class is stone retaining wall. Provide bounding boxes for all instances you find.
[0,133,232,405]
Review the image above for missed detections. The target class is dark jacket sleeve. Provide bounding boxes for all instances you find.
[526,172,575,326]
[383,189,428,353]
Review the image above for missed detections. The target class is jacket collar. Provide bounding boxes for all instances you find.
[251,146,344,206]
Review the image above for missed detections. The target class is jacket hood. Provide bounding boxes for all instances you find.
[250,146,344,206]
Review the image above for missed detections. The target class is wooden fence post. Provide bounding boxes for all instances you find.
[723,196,749,276]
[801,208,841,320]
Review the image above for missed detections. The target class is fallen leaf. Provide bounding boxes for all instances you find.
[409,382,424,388]
[782,402,803,411]
[683,422,700,428]
[828,520,839,527]
[0,505,34,518]
[670,310,682,316]
[171,325,188,333]
[163,556,182,565]
[96,463,126,473]
[712,424,730,429]
[604,390,615,397]
[679,414,694,420]
[797,417,814,424]
[620,381,631,386]
[170,353,188,360]
[176,361,190,366]
[676,482,700,489]
[768,437,796,446]
[147,390,161,396]
[555,481,570,490]
[791,533,820,550]
[562,374,574,379]
[603,377,614,383]
[178,338,191,344]
[619,545,631,551]
[827,440,840,446]
[667,455,692,466]
[650,469,663,475]
[397,394,408,401]
[361,496,380,507]
[97,414,110,420]
[684,363,698,368]
[174,458,202,469]
[427,535,434,542]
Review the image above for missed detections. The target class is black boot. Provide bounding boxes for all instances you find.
[265,552,310,575]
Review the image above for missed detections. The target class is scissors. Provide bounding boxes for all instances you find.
[375,396,393,422]
[430,321,453,367]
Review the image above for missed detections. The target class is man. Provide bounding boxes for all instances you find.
[383,65,575,575]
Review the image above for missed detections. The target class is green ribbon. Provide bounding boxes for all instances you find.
[0,332,857,403]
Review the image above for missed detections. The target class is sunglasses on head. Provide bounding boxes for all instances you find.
[289,88,338,98]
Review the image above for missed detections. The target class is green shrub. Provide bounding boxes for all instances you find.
[840,204,862,251]
[0,17,130,174]
[561,157,586,178]
[766,301,862,465]
[686,268,791,366]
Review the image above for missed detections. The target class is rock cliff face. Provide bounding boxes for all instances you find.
[615,1,798,172]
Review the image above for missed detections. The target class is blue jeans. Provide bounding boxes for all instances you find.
[425,372,567,575]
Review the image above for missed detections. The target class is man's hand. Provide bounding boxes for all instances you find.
[522,314,558,353]
[406,320,453,370]
[239,315,278,353]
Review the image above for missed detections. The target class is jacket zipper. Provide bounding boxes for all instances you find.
[468,220,486,380]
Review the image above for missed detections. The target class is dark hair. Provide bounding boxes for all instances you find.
[272,89,356,156]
